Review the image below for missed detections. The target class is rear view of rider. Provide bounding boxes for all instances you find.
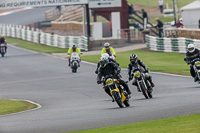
[0,36,7,53]
[95,53,118,74]
[101,42,116,57]
[97,56,131,99]
[67,44,81,66]
[128,54,155,91]
[184,44,200,82]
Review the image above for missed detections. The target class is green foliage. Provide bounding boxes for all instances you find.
[68,113,200,133]
[7,38,68,53]
[0,100,37,115]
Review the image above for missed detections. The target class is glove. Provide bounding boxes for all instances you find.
[184,58,186,61]
[128,75,133,81]
[95,70,98,74]
[97,81,101,84]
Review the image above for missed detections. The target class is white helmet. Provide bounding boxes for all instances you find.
[187,44,195,53]
[104,42,110,50]
[101,53,109,58]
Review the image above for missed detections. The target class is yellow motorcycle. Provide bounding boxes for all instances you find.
[103,75,130,108]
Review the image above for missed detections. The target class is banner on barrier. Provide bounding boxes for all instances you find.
[0,0,88,9]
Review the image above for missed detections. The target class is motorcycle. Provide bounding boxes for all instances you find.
[131,68,153,99]
[102,75,130,108]
[70,52,80,73]
[0,43,6,57]
[184,58,200,83]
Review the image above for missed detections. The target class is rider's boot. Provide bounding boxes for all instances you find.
[194,75,198,82]
[132,82,141,92]
[149,79,155,87]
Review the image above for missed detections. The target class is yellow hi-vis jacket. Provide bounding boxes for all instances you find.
[67,47,81,56]
[101,47,116,56]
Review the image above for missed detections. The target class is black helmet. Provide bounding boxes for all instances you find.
[72,44,77,50]
[130,54,138,64]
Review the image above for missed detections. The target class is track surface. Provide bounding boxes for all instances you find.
[0,45,200,133]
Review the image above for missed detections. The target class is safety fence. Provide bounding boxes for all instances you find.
[145,35,200,53]
[0,24,88,51]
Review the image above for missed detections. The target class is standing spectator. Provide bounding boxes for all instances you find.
[199,19,200,29]
[154,18,164,38]
[141,8,148,29]
[158,0,164,13]
[128,4,134,15]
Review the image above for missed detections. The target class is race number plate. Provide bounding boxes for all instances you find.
[106,78,113,85]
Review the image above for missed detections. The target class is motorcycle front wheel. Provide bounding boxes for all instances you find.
[139,82,149,99]
[112,91,124,108]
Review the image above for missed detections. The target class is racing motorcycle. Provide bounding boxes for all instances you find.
[0,43,6,57]
[184,57,200,83]
[70,52,80,73]
[102,74,130,108]
[131,68,152,99]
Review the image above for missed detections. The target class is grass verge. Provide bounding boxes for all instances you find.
[7,38,68,53]
[67,113,200,133]
[82,49,190,76]
[0,100,37,115]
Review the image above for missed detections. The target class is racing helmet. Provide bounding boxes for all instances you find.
[72,44,77,50]
[187,44,195,53]
[104,42,110,50]
[100,56,109,67]
[130,54,138,64]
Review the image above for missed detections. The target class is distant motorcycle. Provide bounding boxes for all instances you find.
[0,43,6,57]
[70,52,80,73]
[131,68,153,99]
[102,74,130,108]
[184,57,200,83]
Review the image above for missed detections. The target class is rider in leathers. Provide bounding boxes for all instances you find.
[184,44,200,82]
[128,54,155,91]
[97,56,131,99]
[95,53,119,74]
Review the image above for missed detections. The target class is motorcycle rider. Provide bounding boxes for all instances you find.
[97,56,131,99]
[67,44,81,67]
[95,53,119,74]
[128,54,155,92]
[0,36,7,53]
[101,42,116,57]
[184,44,200,82]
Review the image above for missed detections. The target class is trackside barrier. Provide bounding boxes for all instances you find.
[145,35,200,53]
[0,24,88,51]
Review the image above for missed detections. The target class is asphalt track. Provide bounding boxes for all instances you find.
[0,45,200,133]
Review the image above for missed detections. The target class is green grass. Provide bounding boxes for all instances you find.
[0,100,37,115]
[7,38,68,53]
[67,113,200,133]
[82,49,190,76]
[127,0,195,8]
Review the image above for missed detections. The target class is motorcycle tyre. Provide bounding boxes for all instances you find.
[123,99,130,107]
[112,91,124,108]
[139,82,149,99]
[1,53,4,57]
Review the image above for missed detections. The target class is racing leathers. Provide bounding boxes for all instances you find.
[95,58,119,74]
[97,62,131,97]
[184,48,200,79]
[128,60,155,90]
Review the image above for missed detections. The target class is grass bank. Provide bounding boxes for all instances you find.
[7,38,67,53]
[68,113,200,133]
[0,100,37,115]
[127,0,195,8]
[82,49,190,76]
